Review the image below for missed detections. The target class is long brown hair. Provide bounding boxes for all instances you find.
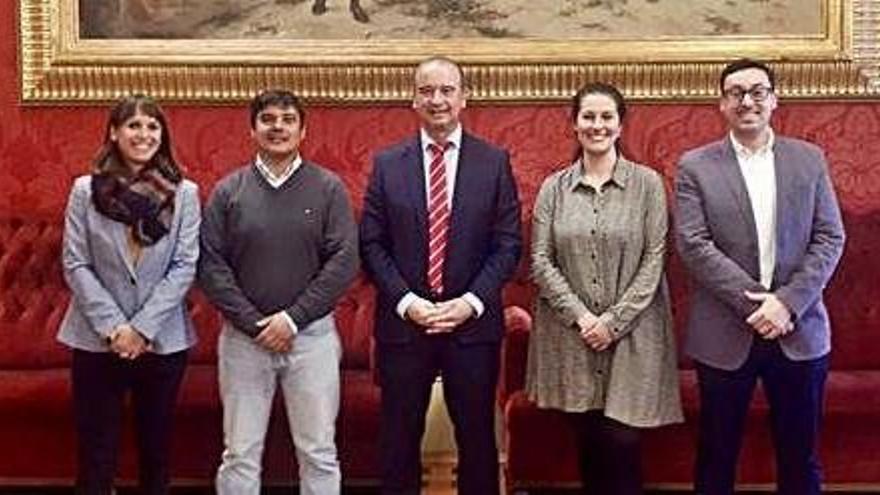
[93,94,182,183]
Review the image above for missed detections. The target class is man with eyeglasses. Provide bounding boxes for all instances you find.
[674,59,845,494]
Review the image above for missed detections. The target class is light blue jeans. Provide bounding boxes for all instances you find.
[215,314,342,495]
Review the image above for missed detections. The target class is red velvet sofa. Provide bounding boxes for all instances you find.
[2,198,877,493]
[0,213,533,489]
[500,190,880,493]
[1,102,878,493]
[0,213,383,487]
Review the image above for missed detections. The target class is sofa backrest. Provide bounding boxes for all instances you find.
[823,212,879,370]
[0,216,374,371]
[1,170,875,373]
[0,216,69,369]
[185,278,375,370]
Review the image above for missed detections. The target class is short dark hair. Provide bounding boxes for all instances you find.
[570,82,627,124]
[414,56,468,90]
[94,94,181,182]
[719,58,776,92]
[249,89,305,129]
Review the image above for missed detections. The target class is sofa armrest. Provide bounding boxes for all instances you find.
[499,305,532,406]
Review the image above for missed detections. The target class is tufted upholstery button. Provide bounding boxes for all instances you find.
[0,217,68,368]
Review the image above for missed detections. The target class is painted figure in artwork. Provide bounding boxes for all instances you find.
[310,0,370,23]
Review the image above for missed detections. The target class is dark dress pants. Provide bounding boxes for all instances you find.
[569,410,643,495]
[694,338,828,495]
[377,333,501,495]
[72,349,188,495]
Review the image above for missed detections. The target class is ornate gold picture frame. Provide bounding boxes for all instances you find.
[18,0,880,103]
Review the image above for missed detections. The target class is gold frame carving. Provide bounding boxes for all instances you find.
[18,0,880,103]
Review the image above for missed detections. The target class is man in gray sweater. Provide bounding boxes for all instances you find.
[198,89,358,495]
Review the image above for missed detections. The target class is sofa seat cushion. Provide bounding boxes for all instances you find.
[505,368,880,489]
[504,370,775,489]
[0,360,381,485]
[170,365,381,483]
[338,370,382,481]
[0,369,76,481]
[820,370,880,484]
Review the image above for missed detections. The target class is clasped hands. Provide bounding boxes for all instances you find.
[109,324,149,360]
[406,298,474,334]
[744,291,794,339]
[255,311,296,353]
[577,313,613,352]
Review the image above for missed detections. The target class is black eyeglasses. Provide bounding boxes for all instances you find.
[723,85,774,102]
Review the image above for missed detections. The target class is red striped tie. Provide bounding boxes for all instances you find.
[427,142,451,296]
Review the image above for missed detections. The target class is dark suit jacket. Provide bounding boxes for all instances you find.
[360,132,522,345]
[674,135,845,370]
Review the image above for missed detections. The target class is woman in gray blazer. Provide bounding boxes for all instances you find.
[57,94,200,495]
[526,83,682,495]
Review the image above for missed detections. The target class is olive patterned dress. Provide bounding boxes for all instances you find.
[525,157,683,427]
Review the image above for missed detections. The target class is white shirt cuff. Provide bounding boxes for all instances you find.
[397,292,484,319]
[461,292,485,318]
[280,311,298,335]
[396,292,422,320]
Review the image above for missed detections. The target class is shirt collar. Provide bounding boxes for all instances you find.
[420,125,462,153]
[570,156,632,191]
[729,128,775,159]
[254,153,302,186]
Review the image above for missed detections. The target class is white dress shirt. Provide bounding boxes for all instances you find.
[253,152,303,334]
[731,130,777,290]
[396,125,485,320]
[254,153,302,189]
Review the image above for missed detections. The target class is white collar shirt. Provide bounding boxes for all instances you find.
[731,129,777,289]
[395,125,484,319]
[254,153,302,189]
[420,125,462,210]
[250,152,303,334]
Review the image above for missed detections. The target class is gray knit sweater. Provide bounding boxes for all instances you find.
[198,161,358,337]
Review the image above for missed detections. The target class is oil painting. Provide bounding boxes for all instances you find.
[17,0,878,103]
[80,0,821,41]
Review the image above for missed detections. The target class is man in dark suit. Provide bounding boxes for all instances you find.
[360,56,522,495]
[675,59,846,495]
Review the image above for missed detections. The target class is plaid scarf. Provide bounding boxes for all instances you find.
[91,164,179,246]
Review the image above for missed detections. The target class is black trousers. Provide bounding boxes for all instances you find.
[569,410,643,495]
[694,339,828,495]
[72,349,188,495]
[377,334,500,495]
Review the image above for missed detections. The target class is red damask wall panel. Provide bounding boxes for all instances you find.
[1,5,879,274]
[3,0,880,218]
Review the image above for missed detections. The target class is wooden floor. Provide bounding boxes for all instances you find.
[0,486,873,494]
[1,460,873,495]
[4,489,867,494]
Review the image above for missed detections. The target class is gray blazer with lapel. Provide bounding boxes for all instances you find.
[57,175,200,355]
[674,136,845,370]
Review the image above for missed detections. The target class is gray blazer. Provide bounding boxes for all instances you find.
[674,136,845,370]
[57,175,200,355]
